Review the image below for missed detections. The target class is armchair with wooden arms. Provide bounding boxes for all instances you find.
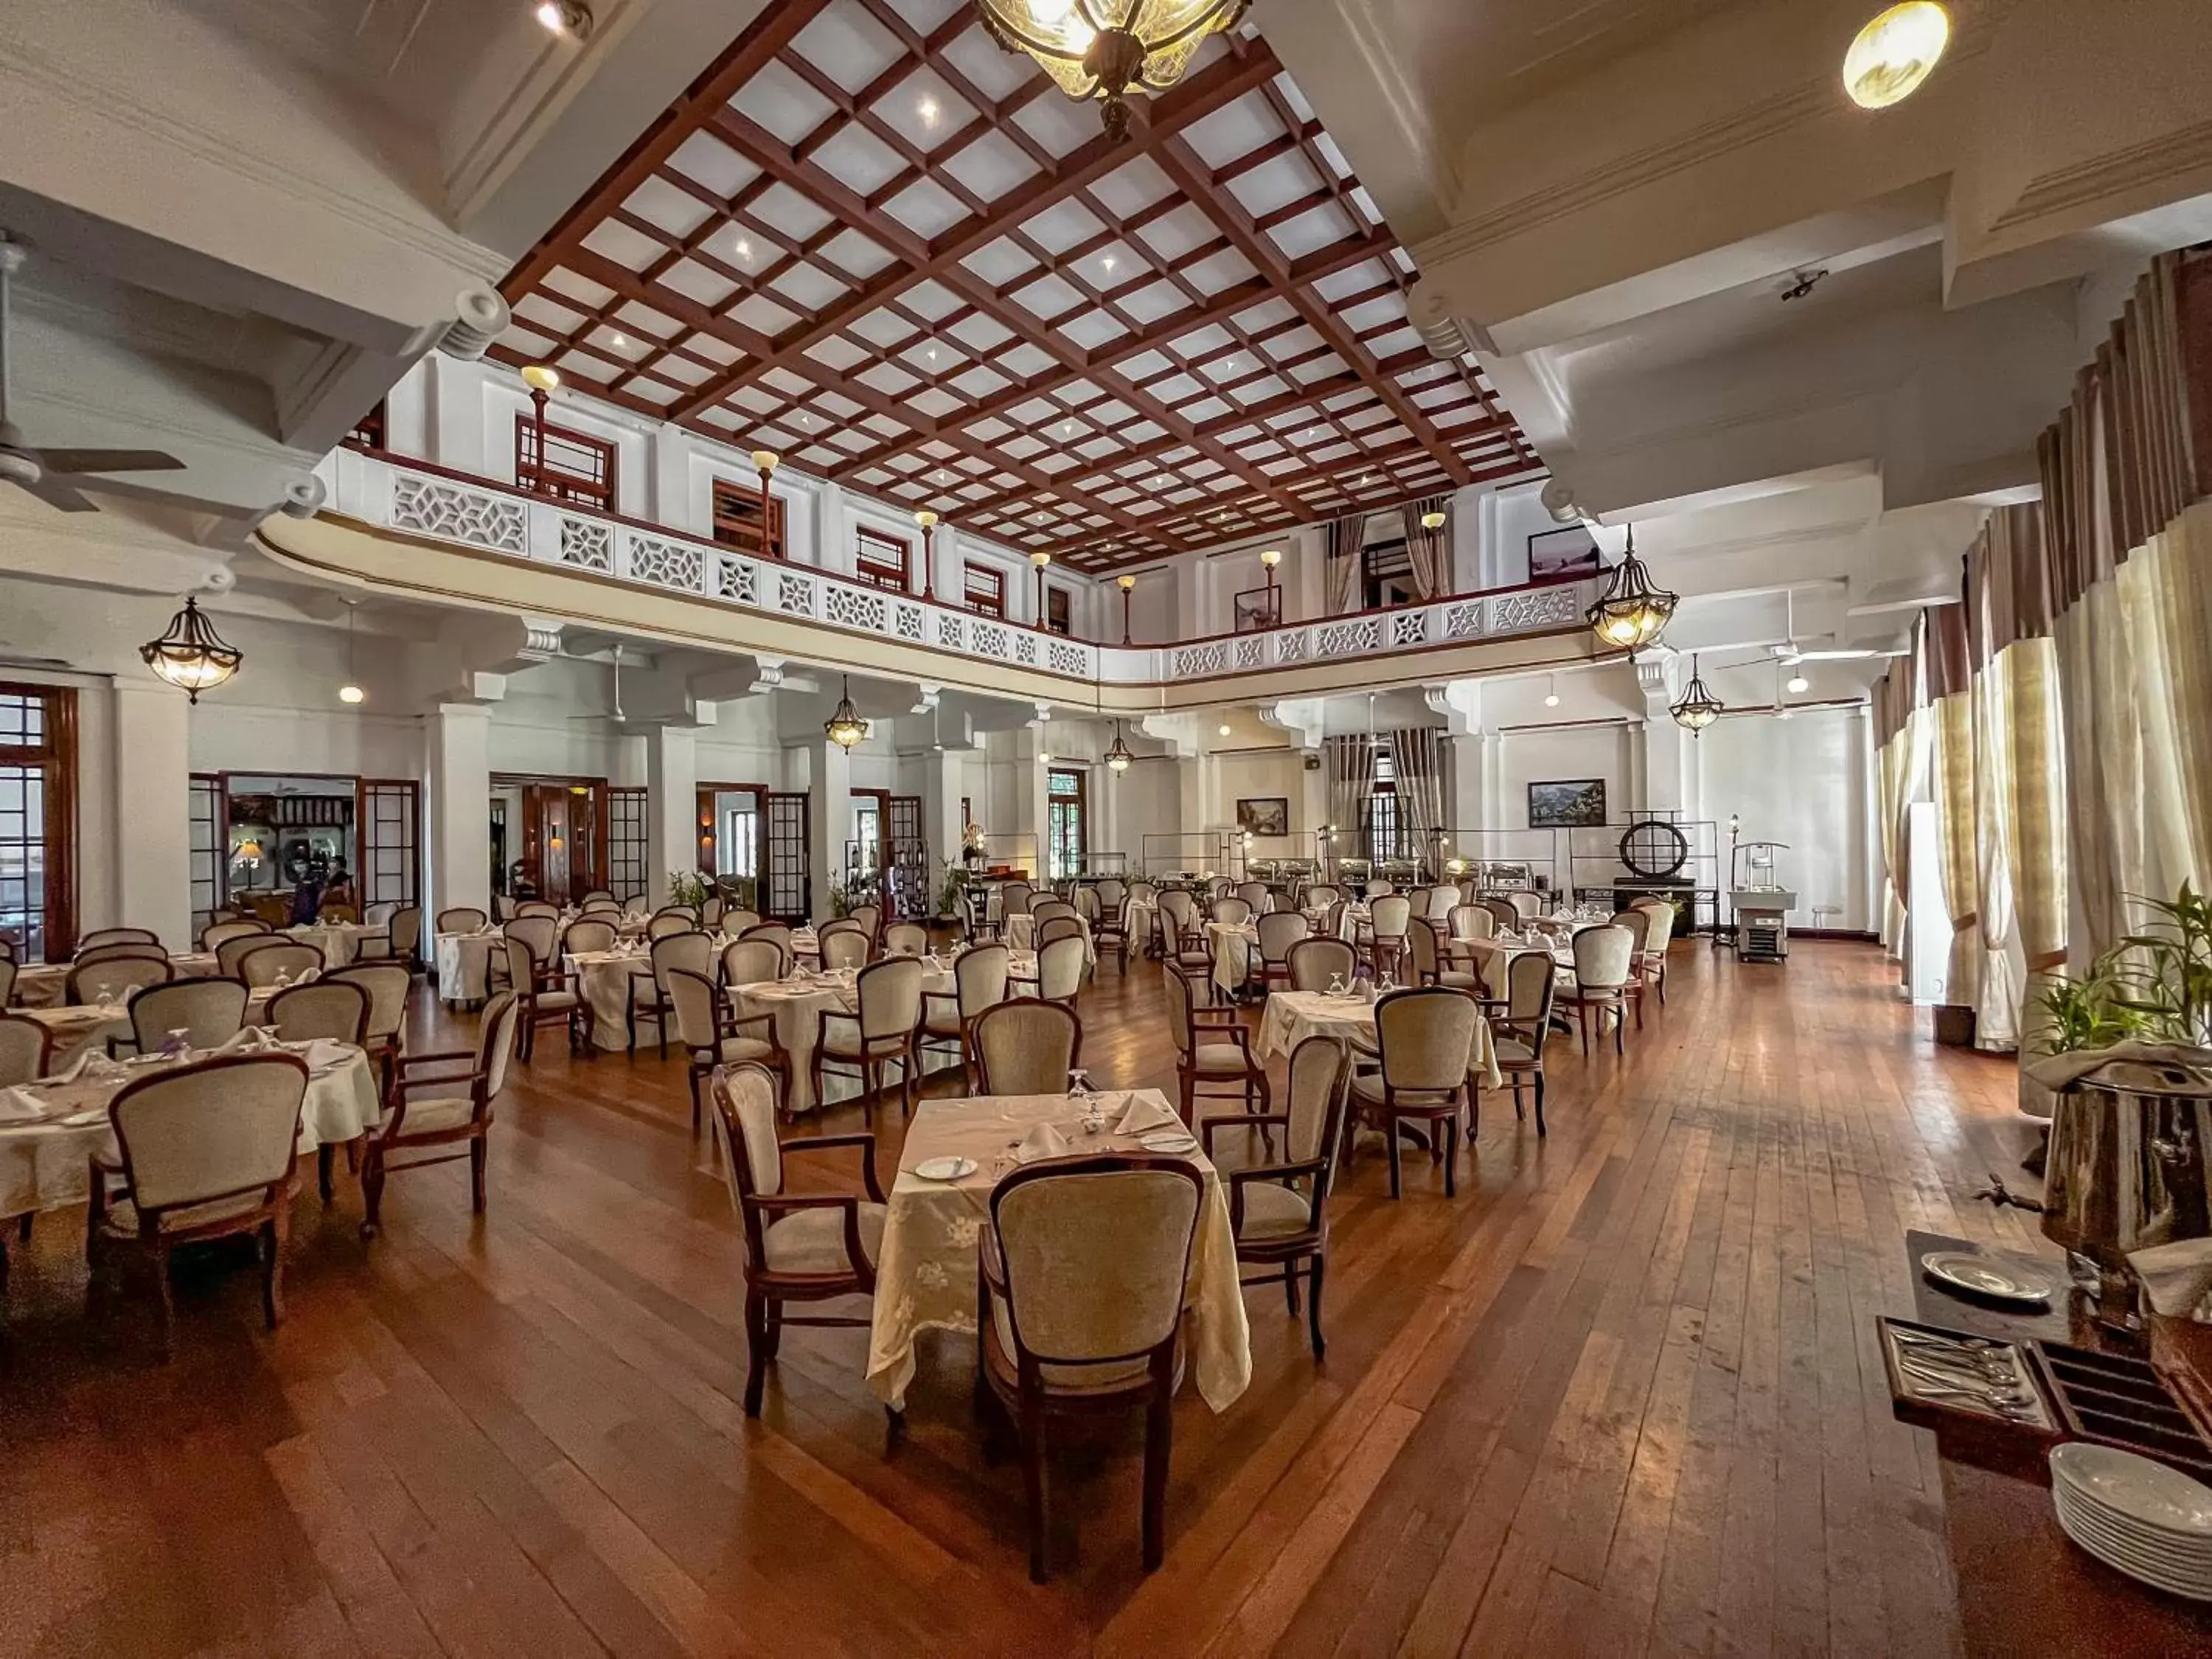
[1164,962,1267,1122]
[361,990,521,1237]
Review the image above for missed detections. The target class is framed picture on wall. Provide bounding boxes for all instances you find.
[1528,525,1602,580]
[1528,779,1607,828]
[1232,585,1281,633]
[1237,797,1290,837]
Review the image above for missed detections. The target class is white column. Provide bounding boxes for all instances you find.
[428,703,493,919]
[651,422,695,532]
[645,723,698,905]
[1023,728,1051,877]
[427,355,490,476]
[921,748,964,875]
[1176,749,1217,871]
[933,524,959,609]
[806,738,852,921]
[112,681,192,949]
[815,480,846,576]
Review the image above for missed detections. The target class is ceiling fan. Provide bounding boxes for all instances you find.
[0,234,184,513]
[568,641,628,726]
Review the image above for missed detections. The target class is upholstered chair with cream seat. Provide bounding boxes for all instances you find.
[647,908,698,942]
[435,906,489,936]
[1605,909,1651,1031]
[846,902,883,943]
[328,962,410,1096]
[502,936,584,1061]
[720,937,785,992]
[1210,896,1252,927]
[361,990,520,1237]
[74,942,170,970]
[881,921,929,958]
[1254,911,1311,992]
[1286,936,1357,992]
[201,918,271,953]
[815,956,924,1118]
[125,978,247,1057]
[1363,894,1412,981]
[1164,963,1266,1122]
[1235,882,1270,917]
[515,901,559,921]
[79,927,161,951]
[737,922,793,975]
[69,954,173,1006]
[561,917,617,958]
[266,980,366,1046]
[0,1011,50,1082]
[971,998,1082,1096]
[818,920,872,973]
[667,967,786,1130]
[1559,924,1637,1057]
[236,940,322,989]
[1486,950,1561,1135]
[630,929,714,1057]
[1632,898,1677,1003]
[920,942,1008,1083]
[1352,987,1481,1198]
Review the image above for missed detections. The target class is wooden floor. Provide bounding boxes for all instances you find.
[0,942,2042,1658]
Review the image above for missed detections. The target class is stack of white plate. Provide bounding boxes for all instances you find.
[2050,1442,2212,1599]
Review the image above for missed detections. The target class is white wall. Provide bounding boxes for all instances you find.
[1694,704,1873,933]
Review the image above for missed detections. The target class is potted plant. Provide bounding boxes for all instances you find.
[667,869,712,922]
[928,858,970,951]
[2027,883,2212,1326]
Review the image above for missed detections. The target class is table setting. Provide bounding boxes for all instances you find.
[1257,987,1503,1088]
[284,920,386,969]
[11,951,220,1010]
[726,956,960,1110]
[565,940,656,1049]
[434,928,504,1006]
[864,1084,1251,1413]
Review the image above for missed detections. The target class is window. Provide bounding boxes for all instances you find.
[347,400,387,451]
[1046,586,1071,636]
[1047,768,1086,880]
[854,801,882,874]
[0,683,77,962]
[1362,538,1414,610]
[712,481,785,559]
[515,416,617,511]
[855,527,910,593]
[720,804,758,880]
[964,562,1005,618]
[1365,744,1402,860]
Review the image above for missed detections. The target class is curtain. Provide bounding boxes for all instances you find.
[1391,728,1445,850]
[1324,515,1365,615]
[1323,734,1374,862]
[1970,657,2021,1051]
[1404,496,1451,600]
[1997,638,2067,1099]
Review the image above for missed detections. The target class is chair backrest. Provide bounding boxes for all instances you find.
[721,908,761,935]
[1073,885,1103,922]
[215,933,274,977]
[1127,881,1157,907]
[580,897,622,918]
[1509,891,1544,922]
[647,911,697,942]
[701,894,725,927]
[387,905,422,959]
[1632,899,1676,953]
[709,1062,784,1231]
[1001,883,1035,918]
[80,926,161,950]
[1034,934,1085,1002]
[109,1053,310,1212]
[437,906,490,936]
[479,990,522,1101]
[1256,910,1310,965]
[1030,898,1076,925]
[955,942,1011,1018]
[0,933,17,963]
[563,918,618,956]
[650,929,715,990]
[128,978,248,1052]
[1450,903,1495,942]
[328,964,410,1043]
[0,1012,49,1084]
[1283,1034,1353,1172]
[1481,897,1518,931]
[818,924,871,973]
[855,956,925,1040]
[515,900,560,919]
[1158,888,1195,928]
[1573,924,1636,988]
[505,914,558,964]
[991,1156,1202,1369]
[1324,898,1348,939]
[1096,879,1126,910]
[1374,987,1479,1092]
[1405,917,1440,981]
[1506,949,1559,1029]
[737,924,793,975]
[69,954,173,1005]
[1209,877,1235,902]
[1306,883,1340,909]
[494,894,518,922]
[1211,897,1252,926]
[580,888,615,905]
[667,968,723,1050]
[268,979,369,1046]
[502,936,538,999]
[1236,882,1269,916]
[1287,936,1356,991]
[201,918,271,952]
[75,941,170,968]
[1608,909,1652,956]
[0,956,13,1007]
[1368,894,1411,939]
[1036,914,1085,949]
[882,921,928,957]
[1163,962,1204,1059]
[237,940,323,988]
[973,999,1082,1094]
[847,903,883,939]
[1366,880,1395,899]
[720,938,785,988]
[1405,888,1433,923]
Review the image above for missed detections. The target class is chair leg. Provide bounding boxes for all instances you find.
[260,1218,286,1329]
[1534,1070,1548,1137]
[317,1143,335,1204]
[1284,1265,1300,1316]
[1386,1116,1402,1199]
[1022,1399,1051,1584]
[1442,1115,1458,1198]
[1307,1254,1327,1360]
[1614,1002,1626,1056]
[742,1290,770,1416]
[1141,1382,1172,1573]
[360,1150,386,1238]
[689,1064,703,1130]
[17,1212,30,1242]
[469,1138,487,1213]
[154,1243,177,1360]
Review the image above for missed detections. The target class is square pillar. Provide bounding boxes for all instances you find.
[921,748,964,880]
[807,738,852,920]
[645,723,699,905]
[112,681,192,949]
[428,703,493,919]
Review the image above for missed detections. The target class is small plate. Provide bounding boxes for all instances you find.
[911,1155,977,1182]
[1138,1130,1200,1153]
[1921,1250,2053,1306]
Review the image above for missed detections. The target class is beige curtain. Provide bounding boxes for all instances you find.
[1932,691,1981,1012]
[1324,734,1374,858]
[1404,497,1451,600]
[1324,515,1365,615]
[1994,638,2067,1099]
[2119,512,2212,897]
[1391,728,1445,845]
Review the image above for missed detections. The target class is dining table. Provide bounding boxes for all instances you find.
[1001,912,1096,967]
[726,958,963,1111]
[566,945,655,1050]
[434,929,503,1006]
[1256,989,1504,1088]
[1208,920,1260,994]
[864,1088,1253,1415]
[284,920,387,969]
[0,1037,381,1226]
[11,952,220,1010]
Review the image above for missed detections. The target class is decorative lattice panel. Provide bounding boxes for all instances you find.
[392,477,526,554]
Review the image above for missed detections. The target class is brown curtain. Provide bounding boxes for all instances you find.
[1324,515,1365,615]
[1404,496,1451,600]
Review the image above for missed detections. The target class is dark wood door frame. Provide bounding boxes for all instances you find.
[695,782,769,877]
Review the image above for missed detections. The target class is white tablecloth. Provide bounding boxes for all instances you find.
[1002,913,1096,967]
[728,962,956,1112]
[0,1040,380,1220]
[568,949,654,1050]
[1459,937,1574,995]
[13,953,220,1010]
[865,1089,1251,1413]
[1256,990,1502,1089]
[17,1003,129,1071]
[435,931,503,1004]
[1300,905,1365,943]
[1208,922,1259,993]
[285,922,386,968]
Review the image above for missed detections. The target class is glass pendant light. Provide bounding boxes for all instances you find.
[1843,3,1950,110]
[1105,720,1133,773]
[338,598,365,705]
[973,0,1250,138]
[1670,654,1725,734]
[1586,527,1677,651]
[141,596,241,703]
[824,676,868,749]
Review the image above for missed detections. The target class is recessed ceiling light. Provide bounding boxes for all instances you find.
[534,0,591,38]
[1218,723,1232,737]
[918,96,939,125]
[609,332,626,349]
[734,237,752,261]
[1843,2,1950,108]
[1102,255,1117,274]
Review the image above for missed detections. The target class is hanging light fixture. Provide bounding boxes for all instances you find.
[824,676,868,749]
[1544,673,1560,709]
[141,596,241,703]
[1419,508,1448,530]
[1105,720,1133,773]
[1670,654,1725,734]
[973,0,1251,139]
[1585,526,1677,651]
[338,598,365,705]
[1843,3,1950,110]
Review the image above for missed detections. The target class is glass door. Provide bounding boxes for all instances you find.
[1047,768,1086,881]
[0,683,76,961]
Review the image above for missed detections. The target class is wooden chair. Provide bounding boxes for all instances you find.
[818,920,872,972]
[328,963,410,1096]
[846,902,883,942]
[515,900,560,920]
[978,1153,1202,1581]
[1200,1034,1353,1358]
[236,940,323,989]
[68,954,173,1006]
[561,918,618,956]
[1558,925,1637,1057]
[1411,918,1484,993]
[1352,987,1480,1198]
[814,957,924,1119]
[1093,899,1130,970]
[737,923,793,975]
[1210,896,1252,926]
[1012,933,1085,1009]
[971,999,1081,1096]
[0,956,13,1009]
[630,931,713,1057]
[435,906,489,936]
[720,908,761,934]
[78,927,161,950]
[1164,963,1267,1123]
[1632,897,1677,1003]
[709,1062,883,1418]
[881,921,928,957]
[667,967,787,1130]
[268,980,368,1046]
[0,1012,51,1084]
[1236,881,1270,917]
[200,918,271,952]
[1159,910,1214,979]
[647,909,698,942]
[74,941,170,969]
[502,936,583,1060]
[919,942,1008,1083]
[86,1052,310,1353]
[383,905,424,970]
[124,978,248,1057]
[1607,909,1652,1031]
[1479,897,1519,932]
[579,888,615,906]
[1487,950,1560,1135]
[504,914,559,971]
[1254,911,1312,992]
[360,989,520,1236]
[720,937,785,993]
[1287,936,1357,992]
[1363,894,1411,981]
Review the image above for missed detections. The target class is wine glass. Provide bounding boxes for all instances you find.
[162,1026,192,1060]
[1326,971,1345,998]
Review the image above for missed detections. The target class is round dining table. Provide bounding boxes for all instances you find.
[11,952,220,1010]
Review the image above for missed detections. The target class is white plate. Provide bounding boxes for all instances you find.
[910,1155,977,1182]
[1919,1250,2053,1306]
[2055,1492,2212,1599]
[2054,1487,2212,1572]
[1138,1130,1199,1153]
[2051,1443,2212,1537]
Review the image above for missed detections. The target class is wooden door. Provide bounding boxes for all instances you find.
[762,792,809,923]
[189,772,225,936]
[355,779,420,915]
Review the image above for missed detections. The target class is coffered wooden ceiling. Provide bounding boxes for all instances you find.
[492,0,1540,572]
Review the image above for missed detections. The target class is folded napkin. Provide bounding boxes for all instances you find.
[56,1048,121,1083]
[1013,1122,1071,1164]
[0,1086,46,1124]
[2130,1238,2212,1320]
[1114,1094,1180,1135]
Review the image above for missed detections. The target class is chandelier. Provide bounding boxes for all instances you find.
[1670,655,1725,734]
[1105,720,1133,773]
[824,676,869,750]
[141,596,242,703]
[1585,528,1677,651]
[974,0,1250,139]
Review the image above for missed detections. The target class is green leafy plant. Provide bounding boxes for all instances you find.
[667,870,712,917]
[934,858,970,919]
[2035,881,2212,1054]
[827,872,858,919]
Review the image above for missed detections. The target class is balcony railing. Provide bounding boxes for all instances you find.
[319,448,1600,688]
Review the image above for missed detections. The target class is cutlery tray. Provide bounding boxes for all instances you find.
[1878,1316,2062,1464]
[2028,1340,2212,1483]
